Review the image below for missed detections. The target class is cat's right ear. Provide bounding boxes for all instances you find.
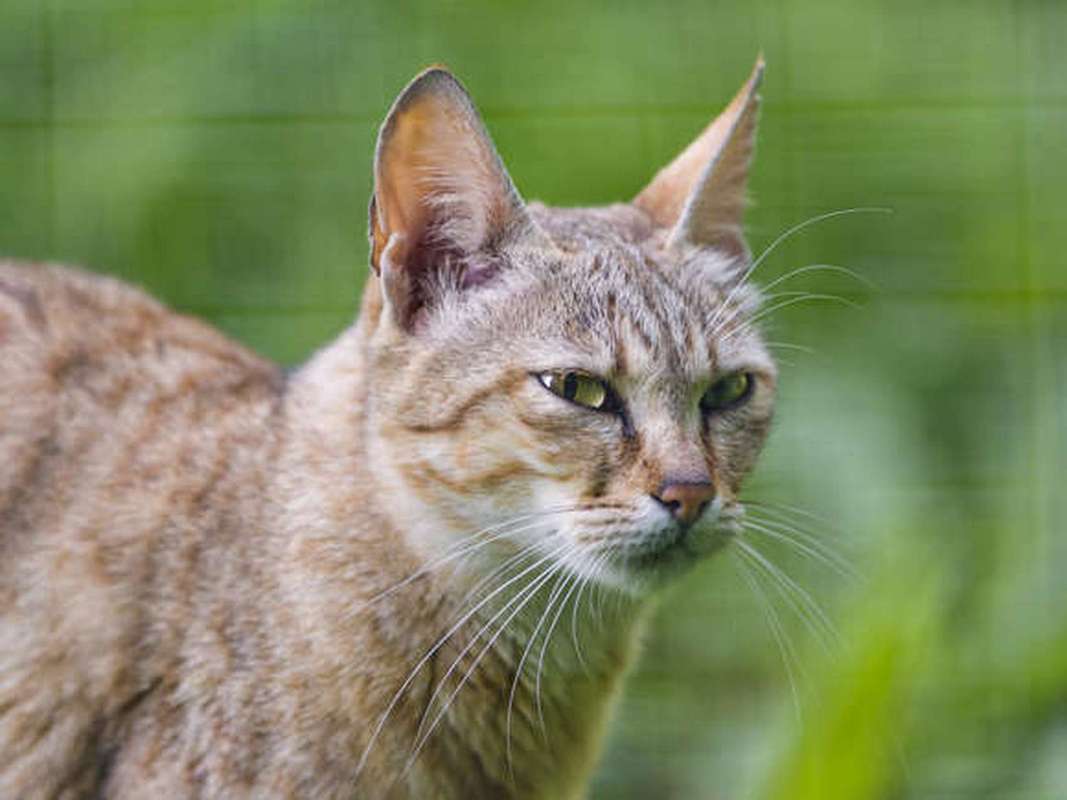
[369,67,531,331]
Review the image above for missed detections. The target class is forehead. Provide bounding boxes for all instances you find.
[507,229,768,383]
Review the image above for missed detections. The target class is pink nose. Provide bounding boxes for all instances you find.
[652,481,716,526]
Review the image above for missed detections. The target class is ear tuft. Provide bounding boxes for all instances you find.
[369,68,529,330]
[634,57,764,259]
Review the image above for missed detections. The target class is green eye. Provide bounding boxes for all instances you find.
[538,371,615,412]
[701,372,753,414]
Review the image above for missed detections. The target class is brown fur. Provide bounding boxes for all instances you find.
[0,62,775,799]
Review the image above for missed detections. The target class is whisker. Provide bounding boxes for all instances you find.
[744,498,834,530]
[534,568,584,735]
[569,560,598,676]
[764,341,816,355]
[757,263,877,296]
[452,535,546,613]
[591,560,609,630]
[718,292,859,343]
[750,207,893,277]
[410,544,572,750]
[732,553,804,721]
[506,564,574,767]
[734,538,839,653]
[706,206,891,335]
[743,502,863,582]
[591,549,626,630]
[353,536,566,781]
[710,284,858,342]
[568,549,613,676]
[355,508,578,613]
[408,549,576,778]
[741,518,857,580]
[705,288,809,338]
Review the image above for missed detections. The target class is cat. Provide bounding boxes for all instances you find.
[0,57,774,799]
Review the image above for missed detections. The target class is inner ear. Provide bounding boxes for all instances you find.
[373,220,502,327]
[369,67,531,331]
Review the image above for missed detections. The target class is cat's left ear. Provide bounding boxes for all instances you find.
[369,67,532,330]
[634,57,764,260]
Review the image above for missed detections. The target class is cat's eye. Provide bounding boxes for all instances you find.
[701,372,753,414]
[537,371,617,412]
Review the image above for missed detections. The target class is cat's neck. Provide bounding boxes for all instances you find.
[264,322,649,797]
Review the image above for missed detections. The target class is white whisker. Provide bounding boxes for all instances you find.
[355,508,578,613]
[741,518,856,580]
[734,538,839,653]
[709,288,834,339]
[534,568,584,735]
[354,534,568,781]
[757,263,876,296]
[453,535,545,612]
[706,206,891,336]
[744,498,834,530]
[569,561,597,676]
[506,564,573,768]
[408,548,576,778]
[750,207,892,277]
[718,292,858,343]
[409,543,572,751]
[732,553,803,721]
[764,340,816,355]
[743,501,863,582]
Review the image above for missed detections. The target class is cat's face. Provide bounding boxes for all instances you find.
[363,64,772,595]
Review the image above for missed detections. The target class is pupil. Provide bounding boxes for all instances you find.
[563,372,578,400]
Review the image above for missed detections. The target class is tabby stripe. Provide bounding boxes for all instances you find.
[399,371,526,434]
[401,459,540,495]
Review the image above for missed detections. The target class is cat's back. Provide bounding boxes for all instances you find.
[0,259,277,382]
[0,261,288,796]
[0,260,283,527]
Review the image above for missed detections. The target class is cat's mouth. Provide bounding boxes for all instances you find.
[559,503,745,590]
[612,515,741,577]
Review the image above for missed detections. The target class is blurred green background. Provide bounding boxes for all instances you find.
[3,0,1065,797]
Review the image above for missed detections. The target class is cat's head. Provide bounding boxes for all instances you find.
[360,62,775,594]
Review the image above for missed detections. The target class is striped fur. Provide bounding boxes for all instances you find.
[0,63,775,799]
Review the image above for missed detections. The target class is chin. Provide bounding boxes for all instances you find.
[585,523,738,597]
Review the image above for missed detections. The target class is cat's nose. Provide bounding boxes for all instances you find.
[651,481,716,526]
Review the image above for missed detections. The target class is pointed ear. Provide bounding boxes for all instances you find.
[634,57,764,259]
[369,67,530,329]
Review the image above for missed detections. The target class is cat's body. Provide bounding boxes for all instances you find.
[1,62,774,799]
[0,256,635,798]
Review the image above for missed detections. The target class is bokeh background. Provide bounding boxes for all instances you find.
[3,0,1065,797]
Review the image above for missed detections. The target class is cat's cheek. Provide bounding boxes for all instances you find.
[512,399,623,472]
[712,421,772,492]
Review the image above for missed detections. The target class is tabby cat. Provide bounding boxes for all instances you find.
[0,59,774,799]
